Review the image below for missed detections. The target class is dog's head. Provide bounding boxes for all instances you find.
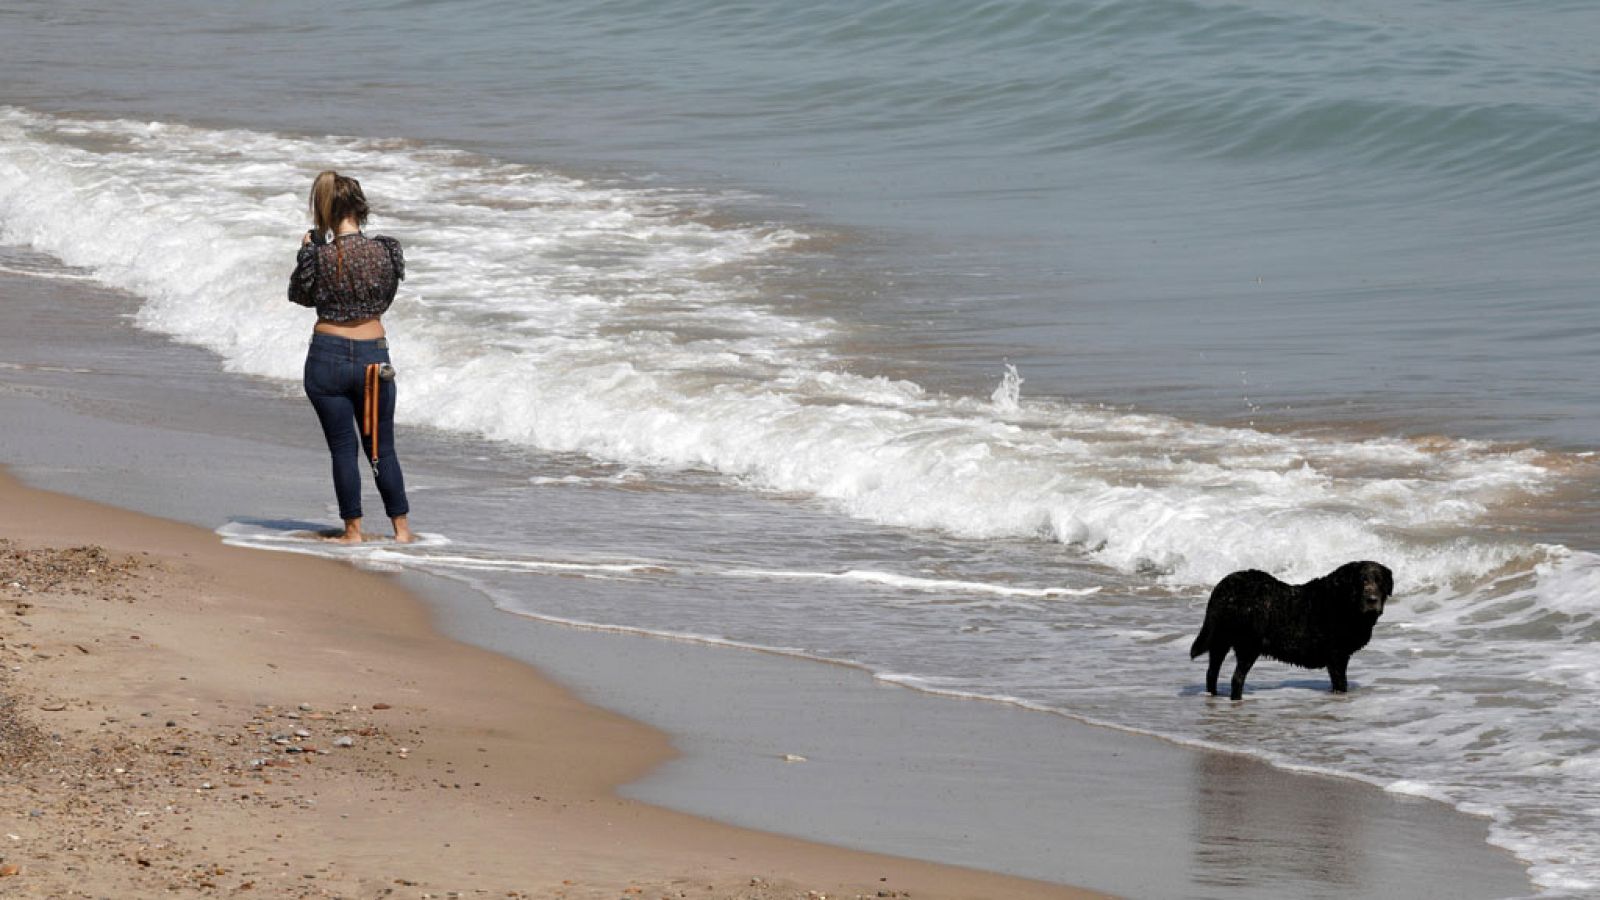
[1336,561,1393,617]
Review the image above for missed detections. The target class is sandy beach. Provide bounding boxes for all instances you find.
[0,468,1107,899]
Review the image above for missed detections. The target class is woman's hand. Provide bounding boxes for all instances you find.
[302,230,313,247]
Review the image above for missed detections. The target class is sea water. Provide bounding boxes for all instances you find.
[2,0,1598,893]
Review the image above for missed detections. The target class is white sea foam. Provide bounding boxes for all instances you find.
[0,262,101,282]
[8,107,1598,892]
[219,523,1095,598]
[0,107,1566,593]
[727,568,1100,599]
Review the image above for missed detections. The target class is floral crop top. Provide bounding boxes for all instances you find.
[287,233,405,322]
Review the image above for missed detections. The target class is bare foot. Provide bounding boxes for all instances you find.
[391,515,416,544]
[317,519,365,544]
[317,529,364,544]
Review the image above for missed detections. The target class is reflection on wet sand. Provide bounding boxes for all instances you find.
[1190,751,1360,894]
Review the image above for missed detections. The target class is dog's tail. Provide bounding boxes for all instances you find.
[1189,608,1214,659]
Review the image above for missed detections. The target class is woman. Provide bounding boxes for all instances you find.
[288,170,415,544]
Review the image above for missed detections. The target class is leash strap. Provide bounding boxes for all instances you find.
[362,363,381,475]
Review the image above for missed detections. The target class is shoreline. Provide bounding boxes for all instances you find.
[0,263,1539,898]
[0,466,1100,898]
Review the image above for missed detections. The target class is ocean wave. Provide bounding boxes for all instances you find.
[0,107,1575,595]
[517,0,1600,207]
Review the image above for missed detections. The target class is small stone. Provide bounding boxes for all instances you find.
[0,863,20,877]
[334,737,354,748]
[294,729,311,738]
[782,753,808,763]
[39,702,66,712]
[372,702,392,710]
[298,703,313,711]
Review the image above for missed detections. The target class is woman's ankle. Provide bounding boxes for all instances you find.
[319,518,364,543]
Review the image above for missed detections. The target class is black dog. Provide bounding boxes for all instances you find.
[1190,561,1392,700]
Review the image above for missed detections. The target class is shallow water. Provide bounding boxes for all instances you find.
[2,0,1598,893]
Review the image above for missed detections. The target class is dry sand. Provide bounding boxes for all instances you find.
[0,468,1099,899]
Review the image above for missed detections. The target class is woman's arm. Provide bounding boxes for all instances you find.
[288,242,319,307]
[376,235,405,282]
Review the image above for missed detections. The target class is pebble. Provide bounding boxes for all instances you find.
[334,736,354,748]
[782,753,808,763]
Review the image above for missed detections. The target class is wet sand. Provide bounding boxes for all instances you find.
[0,468,1099,898]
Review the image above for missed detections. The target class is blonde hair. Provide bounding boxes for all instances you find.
[308,170,370,234]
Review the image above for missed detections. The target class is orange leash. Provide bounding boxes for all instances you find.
[362,363,381,475]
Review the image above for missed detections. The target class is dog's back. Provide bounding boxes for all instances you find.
[1190,569,1293,658]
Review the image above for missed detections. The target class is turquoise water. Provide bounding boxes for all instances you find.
[3,1,1599,894]
[4,0,1598,444]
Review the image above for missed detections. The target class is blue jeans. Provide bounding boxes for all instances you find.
[303,333,409,521]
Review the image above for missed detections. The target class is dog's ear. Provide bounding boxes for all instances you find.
[1378,564,1394,599]
[1335,561,1367,588]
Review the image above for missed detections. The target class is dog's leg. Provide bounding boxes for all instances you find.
[1329,656,1349,693]
[1206,644,1229,696]
[1229,646,1259,701]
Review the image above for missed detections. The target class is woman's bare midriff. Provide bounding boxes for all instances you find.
[313,317,386,340]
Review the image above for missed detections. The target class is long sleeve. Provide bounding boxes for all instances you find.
[288,244,319,307]
[376,236,405,282]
